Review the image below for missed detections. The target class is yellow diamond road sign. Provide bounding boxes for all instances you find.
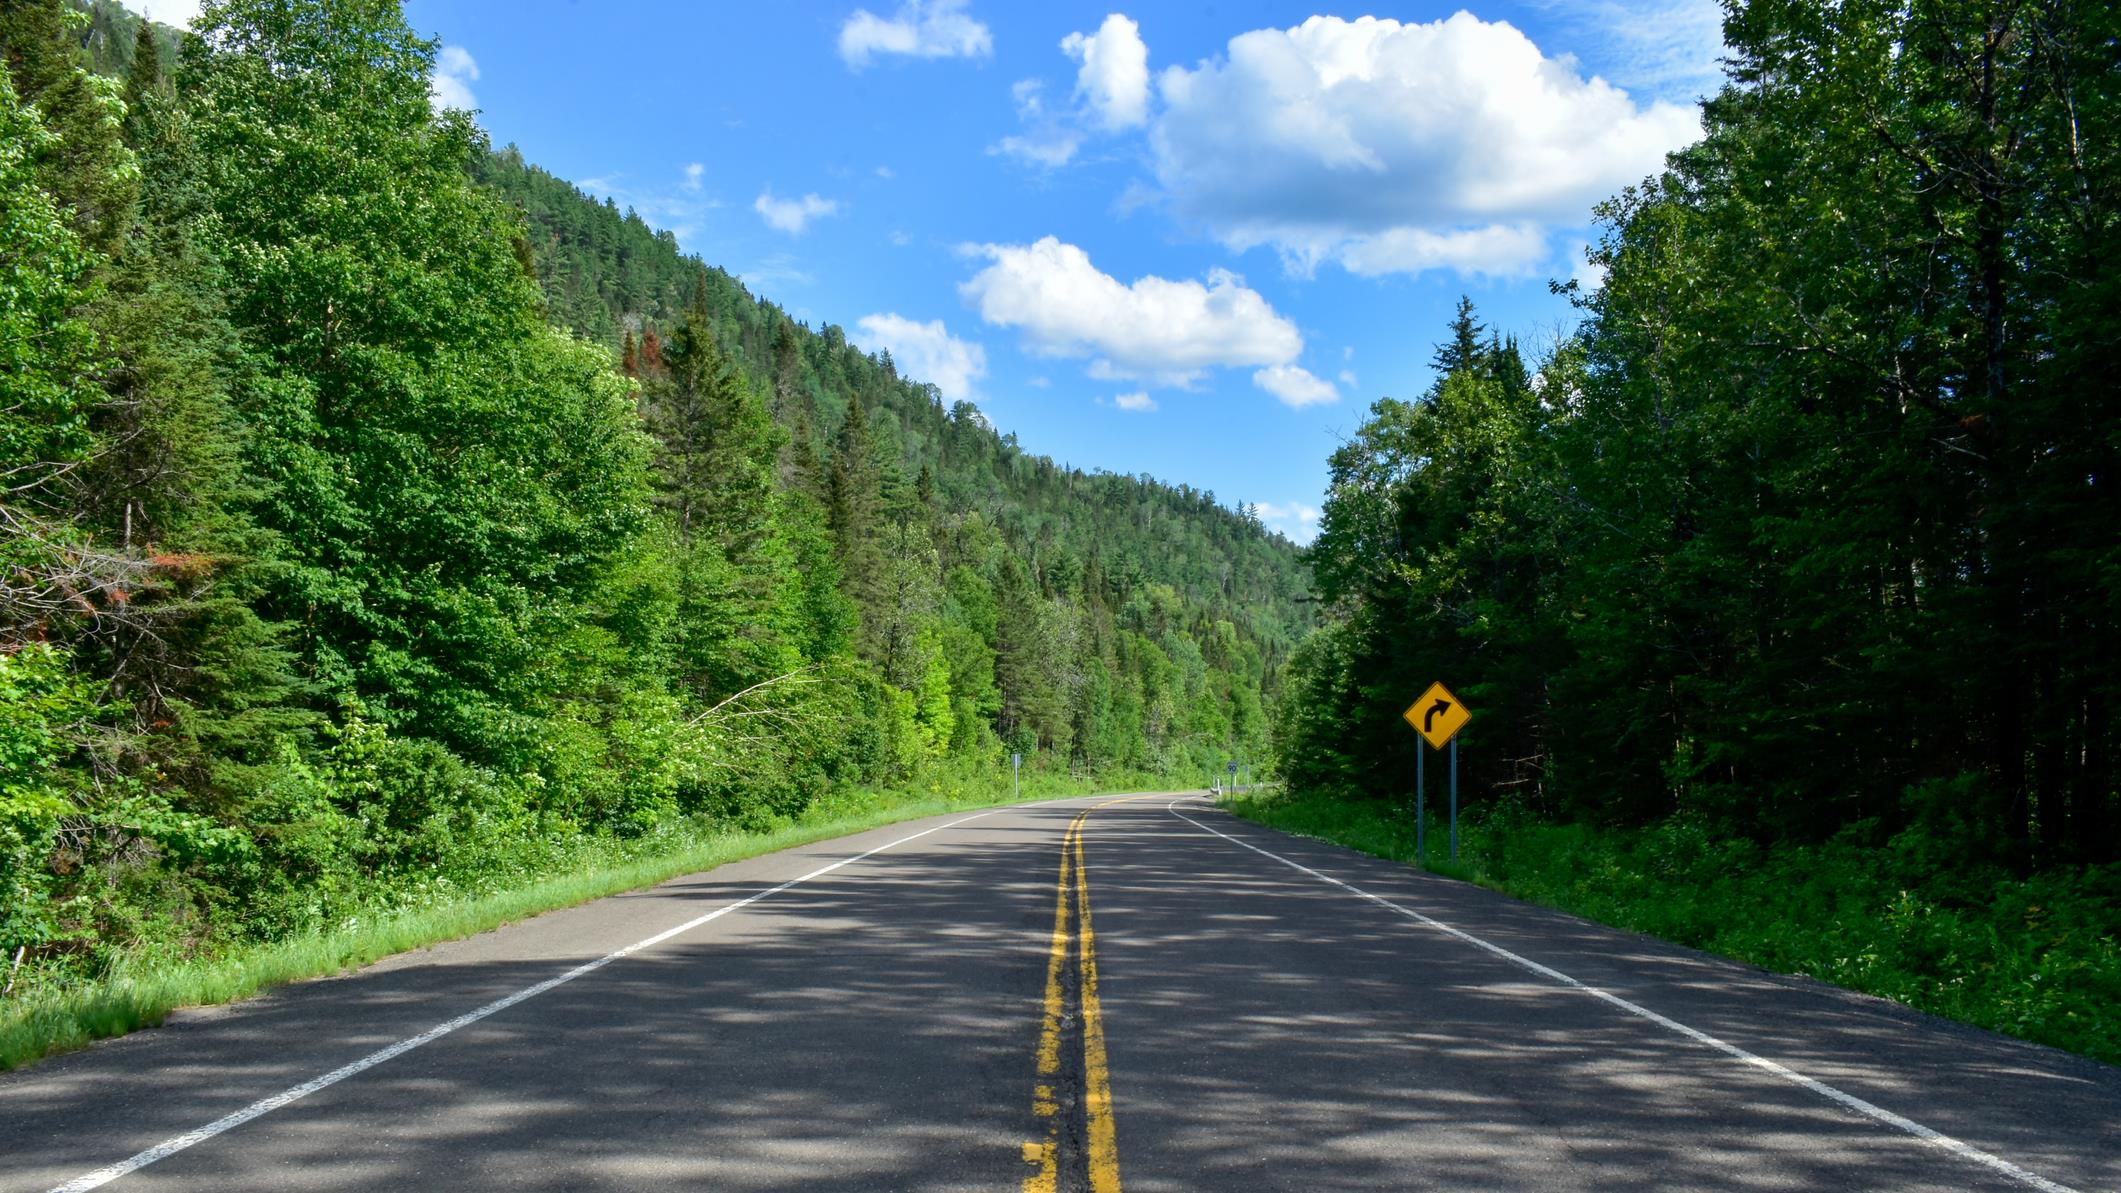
[1404,681,1470,750]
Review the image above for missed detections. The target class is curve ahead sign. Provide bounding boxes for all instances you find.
[1403,681,1471,750]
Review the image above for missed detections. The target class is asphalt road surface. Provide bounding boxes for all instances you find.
[3,794,2115,1192]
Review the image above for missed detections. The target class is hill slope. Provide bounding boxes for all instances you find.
[471,147,1312,656]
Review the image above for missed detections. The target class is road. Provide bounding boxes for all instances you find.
[2,794,2114,1192]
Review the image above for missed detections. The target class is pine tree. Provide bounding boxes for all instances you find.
[0,0,138,254]
[640,324,664,374]
[828,396,888,630]
[1430,295,1484,378]
[0,65,103,631]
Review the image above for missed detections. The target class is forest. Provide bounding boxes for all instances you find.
[4,0,2116,1072]
[1267,0,2119,1059]
[0,0,1302,1019]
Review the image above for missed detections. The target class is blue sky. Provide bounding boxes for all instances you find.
[139,1,1729,542]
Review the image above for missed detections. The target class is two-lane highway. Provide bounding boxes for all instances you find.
[3,795,2114,1191]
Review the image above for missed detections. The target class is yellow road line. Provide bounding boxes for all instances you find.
[1076,821,1121,1193]
[1023,807,1078,1193]
[1021,795,1157,1193]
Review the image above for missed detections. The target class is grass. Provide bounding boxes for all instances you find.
[0,769,1187,1072]
[1224,788,2121,1068]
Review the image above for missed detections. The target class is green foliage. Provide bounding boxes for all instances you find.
[0,0,1290,1063]
[1281,0,2119,866]
[0,65,99,500]
[0,644,92,958]
[1269,0,2118,1066]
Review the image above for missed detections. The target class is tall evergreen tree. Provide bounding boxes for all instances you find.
[1430,295,1484,377]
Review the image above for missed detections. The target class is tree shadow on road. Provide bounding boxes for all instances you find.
[1,800,2112,1193]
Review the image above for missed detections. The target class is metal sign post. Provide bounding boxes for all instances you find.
[1449,737,1459,860]
[1416,741,1425,861]
[1011,752,1022,802]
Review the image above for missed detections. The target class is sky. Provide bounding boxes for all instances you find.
[131,0,1729,543]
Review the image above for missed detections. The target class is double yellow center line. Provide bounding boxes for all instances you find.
[1022,796,1152,1193]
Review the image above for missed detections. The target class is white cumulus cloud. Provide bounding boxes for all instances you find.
[958,236,1301,387]
[839,0,992,68]
[853,314,988,401]
[754,190,842,235]
[1253,365,1338,408]
[1149,13,1700,277]
[1113,391,1158,412]
[1062,13,1150,131]
[429,44,478,113]
[681,162,705,192]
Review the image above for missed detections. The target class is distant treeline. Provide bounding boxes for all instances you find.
[0,0,1303,988]
[1280,0,2118,869]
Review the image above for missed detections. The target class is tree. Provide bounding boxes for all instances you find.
[0,65,107,633]
[1430,295,1484,376]
[183,0,656,768]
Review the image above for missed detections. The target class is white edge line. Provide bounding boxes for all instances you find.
[48,803,1046,1193]
[1164,800,2080,1193]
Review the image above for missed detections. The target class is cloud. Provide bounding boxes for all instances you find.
[133,0,200,25]
[1113,391,1157,412]
[576,166,722,250]
[738,254,816,291]
[1335,223,1551,279]
[1254,500,1323,544]
[1531,0,1727,102]
[429,44,478,113]
[1252,365,1338,408]
[1570,239,1608,292]
[1148,14,1700,277]
[754,190,842,235]
[993,130,1083,168]
[1062,14,1150,131]
[992,79,1082,168]
[998,19,1149,167]
[839,0,992,68]
[854,313,988,400]
[958,236,1301,386]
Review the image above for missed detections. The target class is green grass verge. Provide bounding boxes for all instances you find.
[1223,788,2121,1068]
[1,771,1189,1072]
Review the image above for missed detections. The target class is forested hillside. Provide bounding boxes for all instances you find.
[1270,1,2119,1058]
[468,147,1311,653]
[0,0,1299,1010]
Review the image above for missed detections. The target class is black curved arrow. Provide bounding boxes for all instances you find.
[1423,698,1451,732]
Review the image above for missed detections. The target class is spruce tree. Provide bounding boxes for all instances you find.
[1430,295,1484,378]
[828,396,888,630]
